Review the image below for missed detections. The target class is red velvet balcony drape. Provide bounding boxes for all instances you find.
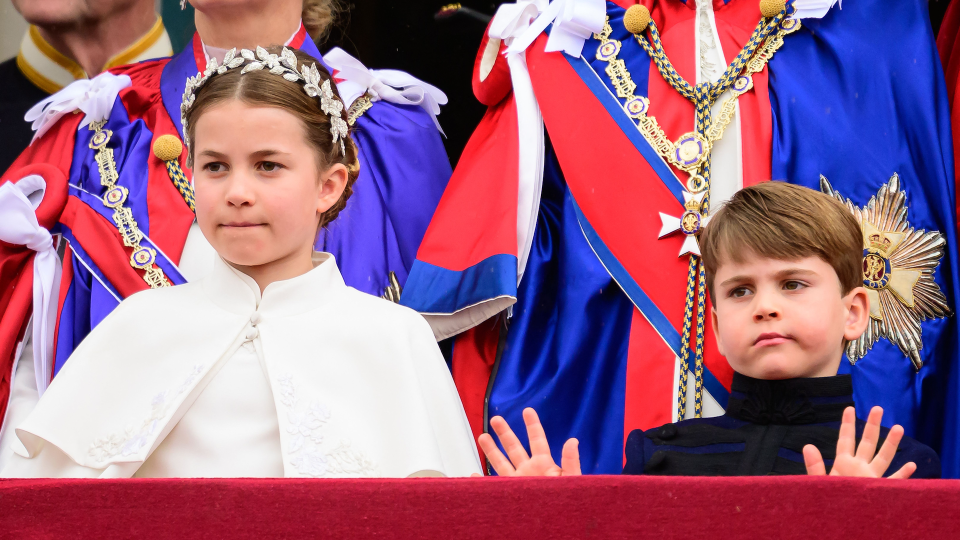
[2,476,957,539]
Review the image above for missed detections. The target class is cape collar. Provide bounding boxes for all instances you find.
[723,372,855,425]
[160,21,328,140]
[202,252,348,317]
[16,17,172,94]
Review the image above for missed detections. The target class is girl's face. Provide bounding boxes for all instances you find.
[192,99,346,279]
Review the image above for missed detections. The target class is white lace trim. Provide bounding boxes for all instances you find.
[696,0,721,83]
[277,374,377,477]
[89,364,205,463]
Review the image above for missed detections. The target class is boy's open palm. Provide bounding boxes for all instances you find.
[803,406,916,479]
[475,408,582,477]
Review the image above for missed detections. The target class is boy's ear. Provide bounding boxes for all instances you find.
[317,163,348,214]
[710,307,725,357]
[842,286,870,342]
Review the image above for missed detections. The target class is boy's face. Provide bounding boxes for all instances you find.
[710,253,869,380]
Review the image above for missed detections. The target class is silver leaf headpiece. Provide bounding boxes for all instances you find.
[180,46,348,156]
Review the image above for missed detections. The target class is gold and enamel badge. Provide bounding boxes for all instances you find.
[821,174,951,369]
[658,190,710,257]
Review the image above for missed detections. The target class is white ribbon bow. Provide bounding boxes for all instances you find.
[323,48,449,135]
[25,71,132,143]
[0,176,62,396]
[498,0,606,58]
[793,0,841,19]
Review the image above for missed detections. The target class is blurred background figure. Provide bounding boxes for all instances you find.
[0,0,172,172]
[155,0,496,166]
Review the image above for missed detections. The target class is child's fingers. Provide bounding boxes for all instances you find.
[803,444,827,476]
[522,408,553,458]
[856,406,883,461]
[560,438,581,476]
[836,407,857,457]
[870,424,904,477]
[490,415,531,467]
[478,432,516,476]
[888,461,917,480]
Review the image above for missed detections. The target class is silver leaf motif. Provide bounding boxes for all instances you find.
[180,46,349,157]
[281,48,298,70]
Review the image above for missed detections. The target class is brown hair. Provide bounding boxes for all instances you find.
[700,182,863,302]
[302,0,344,44]
[185,46,360,229]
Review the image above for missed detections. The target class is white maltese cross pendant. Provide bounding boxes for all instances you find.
[658,190,710,257]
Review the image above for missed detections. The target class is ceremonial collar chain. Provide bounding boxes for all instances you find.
[181,46,349,156]
[594,2,798,422]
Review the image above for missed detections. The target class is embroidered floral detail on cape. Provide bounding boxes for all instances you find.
[89,364,206,463]
[277,374,377,477]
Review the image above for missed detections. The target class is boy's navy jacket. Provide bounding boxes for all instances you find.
[623,374,941,478]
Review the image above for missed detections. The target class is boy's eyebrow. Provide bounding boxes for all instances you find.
[773,268,818,279]
[718,268,819,288]
[719,275,752,288]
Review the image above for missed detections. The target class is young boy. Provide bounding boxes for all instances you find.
[477,182,940,478]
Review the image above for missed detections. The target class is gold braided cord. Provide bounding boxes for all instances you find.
[89,120,171,289]
[638,13,784,104]
[593,8,800,418]
[675,256,699,421]
[164,159,196,213]
[693,261,708,416]
[595,14,800,193]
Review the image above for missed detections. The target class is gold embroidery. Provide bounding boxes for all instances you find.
[381,271,403,304]
[347,95,373,126]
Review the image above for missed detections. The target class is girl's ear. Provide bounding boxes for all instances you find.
[316,163,348,214]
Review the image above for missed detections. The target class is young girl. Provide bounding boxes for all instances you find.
[1,47,480,479]
[0,0,451,472]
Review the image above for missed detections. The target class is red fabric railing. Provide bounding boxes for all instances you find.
[2,476,957,539]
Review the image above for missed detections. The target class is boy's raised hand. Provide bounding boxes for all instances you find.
[803,406,916,479]
[476,408,582,477]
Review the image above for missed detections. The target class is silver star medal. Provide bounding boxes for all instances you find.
[658,190,710,257]
[821,174,951,369]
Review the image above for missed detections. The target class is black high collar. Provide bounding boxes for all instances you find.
[724,373,854,425]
